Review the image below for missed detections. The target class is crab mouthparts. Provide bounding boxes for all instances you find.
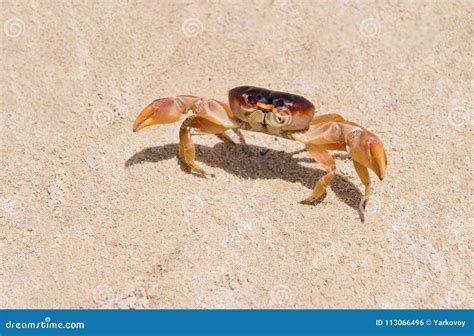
[256,102,274,110]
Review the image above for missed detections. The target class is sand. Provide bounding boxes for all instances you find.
[1,0,472,308]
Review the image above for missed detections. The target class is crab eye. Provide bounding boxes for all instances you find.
[246,94,258,105]
[274,99,285,107]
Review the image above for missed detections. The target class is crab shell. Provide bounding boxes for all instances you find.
[228,86,316,131]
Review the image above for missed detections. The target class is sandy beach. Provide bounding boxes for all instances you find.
[1,0,472,308]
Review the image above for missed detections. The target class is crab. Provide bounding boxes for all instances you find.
[132,86,387,217]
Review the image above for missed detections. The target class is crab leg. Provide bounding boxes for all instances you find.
[178,98,238,176]
[291,123,342,204]
[300,144,336,204]
[179,114,236,176]
[310,113,346,125]
[353,160,371,200]
[353,160,372,220]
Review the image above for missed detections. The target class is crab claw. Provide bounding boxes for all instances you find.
[132,95,199,132]
[347,129,387,180]
[370,141,387,180]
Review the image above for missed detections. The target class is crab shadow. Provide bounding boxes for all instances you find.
[125,142,364,211]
